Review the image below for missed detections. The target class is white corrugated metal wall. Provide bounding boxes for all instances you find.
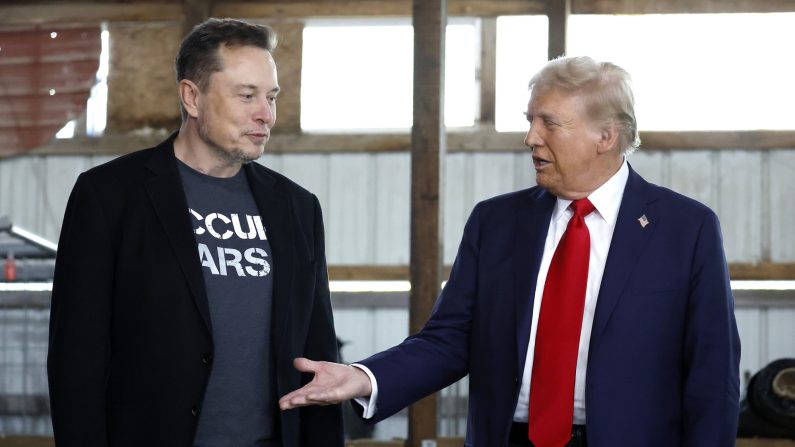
[3,149,793,264]
[1,147,794,437]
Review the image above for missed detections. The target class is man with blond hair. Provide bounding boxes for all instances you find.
[279,56,740,447]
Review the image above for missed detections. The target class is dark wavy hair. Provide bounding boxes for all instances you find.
[175,18,277,119]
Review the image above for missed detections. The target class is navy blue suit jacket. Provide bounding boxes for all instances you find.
[359,165,740,446]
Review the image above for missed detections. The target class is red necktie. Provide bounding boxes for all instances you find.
[529,198,595,447]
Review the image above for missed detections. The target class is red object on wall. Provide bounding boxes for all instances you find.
[0,26,101,157]
[4,252,16,281]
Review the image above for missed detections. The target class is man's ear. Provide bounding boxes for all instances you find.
[596,123,620,154]
[178,79,201,119]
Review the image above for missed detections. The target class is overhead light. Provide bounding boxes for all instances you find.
[330,281,411,293]
[0,282,53,292]
[730,280,795,291]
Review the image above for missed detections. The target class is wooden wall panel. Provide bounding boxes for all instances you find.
[374,153,410,265]
[89,154,118,168]
[718,151,763,263]
[327,154,376,264]
[274,153,330,212]
[471,153,514,203]
[443,153,472,264]
[373,308,409,351]
[735,308,762,390]
[769,150,795,262]
[0,157,45,238]
[669,151,718,211]
[2,148,794,269]
[512,152,536,190]
[627,150,666,186]
[767,308,795,361]
[332,308,375,363]
[40,157,86,241]
[259,152,284,174]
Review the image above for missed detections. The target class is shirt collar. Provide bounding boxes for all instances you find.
[551,158,629,226]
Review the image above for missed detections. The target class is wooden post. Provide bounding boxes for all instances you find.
[409,0,446,446]
[547,0,570,59]
[182,0,212,36]
[270,21,304,134]
[479,17,497,128]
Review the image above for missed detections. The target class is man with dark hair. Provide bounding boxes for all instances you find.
[48,18,343,447]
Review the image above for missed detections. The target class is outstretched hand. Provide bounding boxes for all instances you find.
[279,357,373,410]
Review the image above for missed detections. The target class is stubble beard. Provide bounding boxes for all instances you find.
[197,119,263,165]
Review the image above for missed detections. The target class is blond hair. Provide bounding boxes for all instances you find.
[529,56,641,154]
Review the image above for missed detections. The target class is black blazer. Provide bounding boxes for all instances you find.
[47,134,343,447]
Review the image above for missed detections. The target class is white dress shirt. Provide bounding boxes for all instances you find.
[354,160,629,422]
[513,159,628,424]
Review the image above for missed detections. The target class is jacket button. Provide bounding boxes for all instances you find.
[191,406,200,416]
[201,355,212,365]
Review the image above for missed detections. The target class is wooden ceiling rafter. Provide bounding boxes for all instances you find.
[3,0,795,26]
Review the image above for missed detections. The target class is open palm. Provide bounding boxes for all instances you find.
[279,357,372,409]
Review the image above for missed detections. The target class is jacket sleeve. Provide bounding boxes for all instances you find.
[47,173,113,447]
[682,210,741,446]
[358,203,481,422]
[300,195,344,447]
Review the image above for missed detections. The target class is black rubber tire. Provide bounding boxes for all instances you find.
[747,358,795,430]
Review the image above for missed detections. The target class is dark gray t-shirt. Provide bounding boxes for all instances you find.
[177,160,277,446]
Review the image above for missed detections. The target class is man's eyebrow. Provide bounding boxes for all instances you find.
[234,84,280,95]
[525,110,557,121]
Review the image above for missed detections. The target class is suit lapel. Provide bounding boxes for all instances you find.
[144,137,212,334]
[244,163,294,360]
[514,188,555,376]
[590,165,659,342]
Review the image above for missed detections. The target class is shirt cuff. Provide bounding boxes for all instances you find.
[350,363,378,419]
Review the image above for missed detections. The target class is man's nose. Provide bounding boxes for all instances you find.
[254,99,275,125]
[524,124,542,148]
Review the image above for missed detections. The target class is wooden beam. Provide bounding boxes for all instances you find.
[5,0,795,25]
[270,21,304,133]
[215,1,545,18]
[0,1,545,25]
[478,17,497,127]
[182,0,213,36]
[409,0,445,445]
[28,133,168,157]
[548,0,571,59]
[0,3,183,25]
[639,130,795,150]
[573,0,795,14]
[26,129,795,157]
[730,263,795,281]
[328,263,795,281]
[329,265,413,281]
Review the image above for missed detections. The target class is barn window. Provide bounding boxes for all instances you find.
[301,19,477,131]
[496,13,795,132]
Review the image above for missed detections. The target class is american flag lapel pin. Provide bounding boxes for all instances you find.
[638,214,649,228]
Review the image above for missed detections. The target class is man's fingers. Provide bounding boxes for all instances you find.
[279,392,312,410]
[279,358,361,410]
[292,357,319,374]
[279,387,340,410]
